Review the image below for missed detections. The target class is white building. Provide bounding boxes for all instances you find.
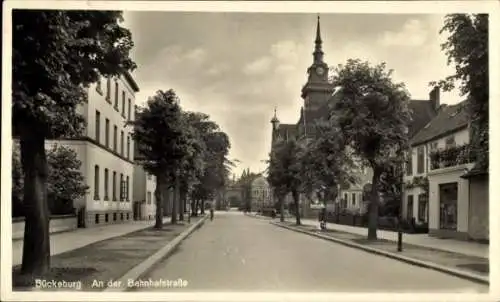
[51,72,140,227]
[250,176,272,212]
[133,166,157,220]
[404,100,488,241]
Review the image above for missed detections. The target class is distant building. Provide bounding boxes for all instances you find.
[250,176,272,211]
[269,16,439,218]
[405,100,488,241]
[48,72,139,227]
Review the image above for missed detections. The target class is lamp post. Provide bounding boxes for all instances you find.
[397,147,404,252]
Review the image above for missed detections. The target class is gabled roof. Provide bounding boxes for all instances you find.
[411,101,469,146]
[407,100,438,138]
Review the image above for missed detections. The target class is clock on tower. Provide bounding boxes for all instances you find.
[315,67,325,76]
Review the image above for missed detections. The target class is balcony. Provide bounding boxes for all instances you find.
[429,144,477,170]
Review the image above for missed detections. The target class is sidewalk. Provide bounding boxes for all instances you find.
[289,217,488,259]
[274,221,489,284]
[12,217,169,267]
[13,217,207,291]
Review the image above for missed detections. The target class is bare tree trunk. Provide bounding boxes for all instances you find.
[368,167,383,240]
[171,175,179,224]
[194,199,199,216]
[154,174,164,229]
[179,185,186,222]
[20,133,51,276]
[191,199,196,216]
[200,200,205,215]
[292,189,301,225]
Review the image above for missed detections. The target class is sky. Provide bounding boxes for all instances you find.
[121,12,461,178]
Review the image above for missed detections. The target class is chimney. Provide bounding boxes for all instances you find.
[429,86,440,111]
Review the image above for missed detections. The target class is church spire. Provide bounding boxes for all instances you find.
[313,15,324,64]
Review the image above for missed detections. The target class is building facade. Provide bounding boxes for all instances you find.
[404,100,488,241]
[250,176,272,212]
[133,166,157,220]
[52,72,140,227]
[269,16,439,218]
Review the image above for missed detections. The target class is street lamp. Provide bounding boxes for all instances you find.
[396,147,404,252]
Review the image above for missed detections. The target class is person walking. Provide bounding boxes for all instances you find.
[209,203,214,221]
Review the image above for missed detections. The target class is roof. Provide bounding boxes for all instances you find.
[277,124,298,141]
[411,101,469,146]
[123,71,140,93]
[407,100,438,138]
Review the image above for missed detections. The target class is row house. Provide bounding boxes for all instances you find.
[49,72,140,227]
[403,100,488,241]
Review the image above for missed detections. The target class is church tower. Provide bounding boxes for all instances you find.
[300,15,335,137]
[270,107,280,146]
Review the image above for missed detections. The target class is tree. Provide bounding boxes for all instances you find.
[299,119,357,217]
[191,130,231,215]
[430,14,488,171]
[267,138,303,224]
[12,10,135,275]
[130,89,194,227]
[332,59,412,240]
[12,143,89,217]
[178,111,216,220]
[46,145,89,215]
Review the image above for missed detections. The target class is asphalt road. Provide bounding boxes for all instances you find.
[134,211,488,292]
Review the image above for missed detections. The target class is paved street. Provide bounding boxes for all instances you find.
[136,211,487,292]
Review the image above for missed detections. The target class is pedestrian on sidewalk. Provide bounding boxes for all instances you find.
[319,207,327,230]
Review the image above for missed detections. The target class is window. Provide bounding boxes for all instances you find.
[120,131,124,155]
[94,165,100,200]
[128,98,132,120]
[147,191,152,204]
[417,146,425,174]
[445,136,456,149]
[418,194,428,222]
[105,213,109,222]
[104,168,109,200]
[120,174,124,201]
[127,136,130,159]
[439,183,458,230]
[122,91,126,117]
[114,81,119,109]
[95,214,100,224]
[127,213,130,220]
[406,151,413,176]
[113,125,118,152]
[406,195,414,221]
[105,118,110,147]
[95,111,101,143]
[96,78,102,95]
[113,213,117,221]
[430,142,438,151]
[112,171,117,201]
[352,193,356,206]
[106,78,111,102]
[121,213,124,220]
[126,176,130,201]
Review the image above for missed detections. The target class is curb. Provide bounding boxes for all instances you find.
[103,215,208,292]
[272,222,489,285]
